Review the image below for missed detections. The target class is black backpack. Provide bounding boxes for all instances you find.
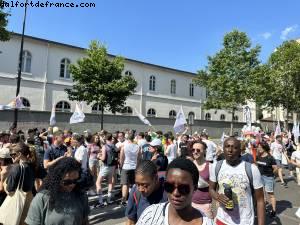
[105,144,118,166]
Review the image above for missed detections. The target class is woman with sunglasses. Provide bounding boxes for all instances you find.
[25,157,89,225]
[137,157,214,225]
[192,141,213,219]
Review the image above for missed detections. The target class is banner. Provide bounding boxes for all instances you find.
[49,104,56,126]
[173,106,186,133]
[243,106,252,129]
[134,108,151,126]
[274,121,281,137]
[70,103,85,124]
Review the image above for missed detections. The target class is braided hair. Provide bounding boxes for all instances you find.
[135,160,158,178]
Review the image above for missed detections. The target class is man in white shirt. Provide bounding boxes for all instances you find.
[209,137,265,225]
[201,133,217,163]
[291,147,300,186]
[71,134,88,171]
[270,135,287,186]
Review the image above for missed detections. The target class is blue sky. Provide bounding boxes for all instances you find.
[5,0,300,73]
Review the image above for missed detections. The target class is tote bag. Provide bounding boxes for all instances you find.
[0,164,27,225]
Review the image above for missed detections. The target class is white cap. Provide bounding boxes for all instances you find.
[0,147,11,159]
[150,139,162,147]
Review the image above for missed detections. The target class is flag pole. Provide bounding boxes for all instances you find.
[13,0,28,129]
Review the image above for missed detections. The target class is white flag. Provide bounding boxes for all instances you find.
[274,121,281,137]
[15,96,25,109]
[134,108,151,126]
[174,106,187,133]
[295,122,300,145]
[243,106,252,128]
[49,104,56,126]
[70,103,85,124]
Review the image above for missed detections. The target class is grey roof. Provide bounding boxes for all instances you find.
[11,32,197,76]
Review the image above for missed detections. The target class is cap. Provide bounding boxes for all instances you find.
[150,139,162,147]
[0,147,11,159]
[53,126,59,133]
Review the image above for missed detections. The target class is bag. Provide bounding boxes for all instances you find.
[0,164,27,225]
[105,144,118,166]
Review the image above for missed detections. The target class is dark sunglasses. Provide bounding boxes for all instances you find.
[10,153,17,157]
[62,179,78,186]
[164,181,191,195]
[192,148,202,153]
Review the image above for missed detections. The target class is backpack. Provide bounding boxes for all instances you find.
[105,144,118,166]
[215,160,254,196]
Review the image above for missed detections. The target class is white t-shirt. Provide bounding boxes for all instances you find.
[122,143,139,170]
[137,203,214,225]
[270,141,284,160]
[203,139,217,161]
[166,143,177,163]
[291,151,300,164]
[210,161,263,225]
[74,145,88,170]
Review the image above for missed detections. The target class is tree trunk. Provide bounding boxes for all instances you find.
[230,109,235,136]
[100,106,104,130]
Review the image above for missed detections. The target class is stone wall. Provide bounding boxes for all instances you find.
[0,110,248,138]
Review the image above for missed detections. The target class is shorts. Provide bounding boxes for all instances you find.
[261,175,275,193]
[288,163,296,171]
[99,165,115,179]
[275,159,282,168]
[89,158,99,168]
[120,169,135,185]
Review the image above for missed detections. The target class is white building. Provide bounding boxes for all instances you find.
[0,33,255,123]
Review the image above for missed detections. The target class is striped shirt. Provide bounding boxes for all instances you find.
[136,202,215,225]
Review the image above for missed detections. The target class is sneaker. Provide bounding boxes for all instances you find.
[268,210,276,218]
[120,201,127,207]
[95,203,105,208]
[280,182,288,187]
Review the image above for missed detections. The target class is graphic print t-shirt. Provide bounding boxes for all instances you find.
[210,161,263,225]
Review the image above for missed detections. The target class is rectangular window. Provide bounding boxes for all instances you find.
[189,83,194,96]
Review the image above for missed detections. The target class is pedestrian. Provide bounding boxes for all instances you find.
[125,160,168,225]
[290,145,300,186]
[43,130,67,170]
[4,142,35,224]
[201,133,217,163]
[0,147,13,206]
[120,133,141,206]
[240,140,254,163]
[149,139,168,172]
[256,141,278,218]
[25,157,89,225]
[209,137,265,225]
[96,133,117,207]
[136,157,214,225]
[270,135,288,187]
[165,135,177,163]
[192,140,213,219]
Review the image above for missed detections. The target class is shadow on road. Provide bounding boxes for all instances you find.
[89,208,126,225]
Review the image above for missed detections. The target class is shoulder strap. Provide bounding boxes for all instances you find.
[215,159,224,180]
[244,161,254,193]
[133,189,142,206]
[162,202,168,217]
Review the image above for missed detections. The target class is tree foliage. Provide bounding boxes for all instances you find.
[0,0,10,41]
[65,41,138,128]
[262,40,300,114]
[194,30,261,115]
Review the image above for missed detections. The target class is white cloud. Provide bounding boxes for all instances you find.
[280,25,298,40]
[261,32,272,40]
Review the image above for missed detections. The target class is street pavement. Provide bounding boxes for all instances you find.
[88,168,300,225]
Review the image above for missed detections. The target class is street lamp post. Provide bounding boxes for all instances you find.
[188,114,194,135]
[13,0,28,129]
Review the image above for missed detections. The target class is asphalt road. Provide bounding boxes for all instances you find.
[89,168,300,225]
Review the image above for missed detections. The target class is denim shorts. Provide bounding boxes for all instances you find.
[275,159,282,168]
[261,175,275,193]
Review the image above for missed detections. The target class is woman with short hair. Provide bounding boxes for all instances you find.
[137,157,214,225]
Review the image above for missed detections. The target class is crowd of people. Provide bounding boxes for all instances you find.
[0,125,299,225]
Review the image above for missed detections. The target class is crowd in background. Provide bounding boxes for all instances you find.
[0,126,299,225]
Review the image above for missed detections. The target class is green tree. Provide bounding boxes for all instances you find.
[194,30,261,134]
[0,0,10,41]
[261,40,300,129]
[66,41,138,130]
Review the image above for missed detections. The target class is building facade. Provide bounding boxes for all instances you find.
[0,33,256,124]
